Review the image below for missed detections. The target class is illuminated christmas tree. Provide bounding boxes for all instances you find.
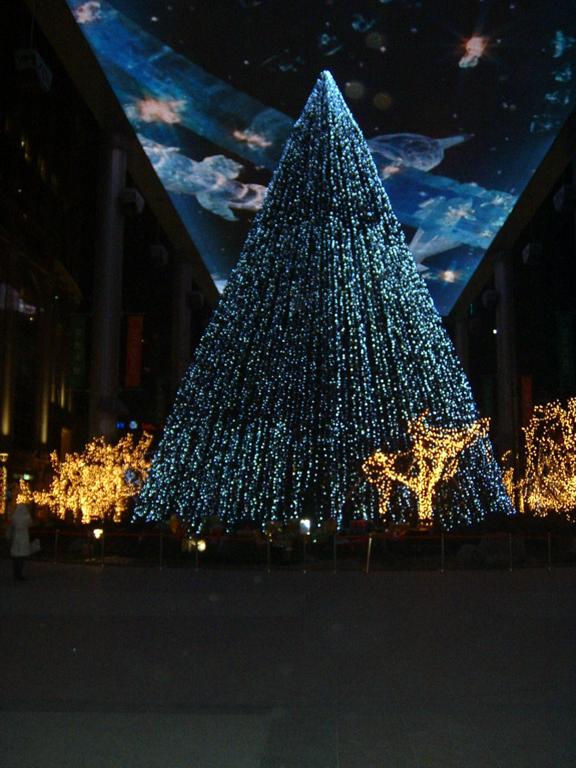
[135,71,513,529]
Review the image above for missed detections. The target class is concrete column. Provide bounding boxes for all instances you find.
[171,254,194,395]
[0,291,15,443]
[89,136,127,439]
[494,253,518,456]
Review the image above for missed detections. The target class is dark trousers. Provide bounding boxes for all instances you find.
[12,557,26,580]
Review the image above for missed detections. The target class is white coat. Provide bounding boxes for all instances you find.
[8,503,33,557]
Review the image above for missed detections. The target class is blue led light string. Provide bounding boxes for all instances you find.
[135,71,513,529]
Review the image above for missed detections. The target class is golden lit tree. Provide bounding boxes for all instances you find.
[521,397,576,517]
[16,478,33,505]
[31,433,152,524]
[0,452,9,516]
[363,412,490,524]
[500,450,524,512]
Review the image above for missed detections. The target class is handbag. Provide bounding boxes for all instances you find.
[30,538,41,555]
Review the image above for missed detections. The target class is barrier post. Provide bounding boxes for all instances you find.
[365,535,373,573]
[100,531,105,567]
[440,532,445,573]
[53,530,59,563]
[265,535,271,573]
[302,536,307,574]
[159,533,164,570]
[508,533,513,572]
[547,532,552,571]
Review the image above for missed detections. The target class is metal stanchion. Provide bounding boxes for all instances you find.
[508,533,513,572]
[266,535,271,573]
[440,532,445,573]
[365,535,373,574]
[302,537,307,573]
[100,531,105,567]
[195,543,200,572]
[54,530,59,563]
[547,532,552,572]
[159,533,164,570]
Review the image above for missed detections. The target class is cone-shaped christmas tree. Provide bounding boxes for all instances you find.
[135,71,513,529]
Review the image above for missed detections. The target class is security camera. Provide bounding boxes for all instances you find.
[553,184,576,214]
[119,187,144,216]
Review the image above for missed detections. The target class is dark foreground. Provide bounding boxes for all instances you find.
[1,562,574,767]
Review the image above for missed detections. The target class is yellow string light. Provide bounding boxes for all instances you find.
[500,449,516,505]
[16,478,33,505]
[363,412,489,524]
[520,397,576,517]
[29,433,152,524]
[0,452,8,517]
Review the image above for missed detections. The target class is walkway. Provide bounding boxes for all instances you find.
[1,563,574,767]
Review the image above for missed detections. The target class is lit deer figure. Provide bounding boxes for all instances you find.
[363,412,489,524]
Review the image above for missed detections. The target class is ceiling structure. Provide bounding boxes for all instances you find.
[50,0,576,314]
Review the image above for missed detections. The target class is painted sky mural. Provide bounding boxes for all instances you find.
[67,0,576,314]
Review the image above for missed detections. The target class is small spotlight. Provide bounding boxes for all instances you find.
[300,518,311,534]
[197,539,207,552]
[492,328,498,335]
[93,528,104,540]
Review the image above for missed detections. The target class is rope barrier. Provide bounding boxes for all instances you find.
[22,527,572,572]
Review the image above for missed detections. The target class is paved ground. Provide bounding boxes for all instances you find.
[0,561,574,767]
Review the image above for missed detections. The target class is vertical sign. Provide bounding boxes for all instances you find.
[556,311,576,392]
[125,315,144,388]
[519,374,533,427]
[69,315,87,390]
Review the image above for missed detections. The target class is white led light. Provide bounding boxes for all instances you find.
[134,71,513,532]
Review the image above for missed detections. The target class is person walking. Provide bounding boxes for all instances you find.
[7,497,33,581]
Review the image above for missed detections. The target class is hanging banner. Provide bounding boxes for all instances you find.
[519,374,533,427]
[69,314,87,390]
[556,311,576,392]
[125,315,144,388]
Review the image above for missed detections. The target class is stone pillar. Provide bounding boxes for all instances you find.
[494,253,518,456]
[171,254,194,396]
[0,266,15,444]
[89,136,127,439]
